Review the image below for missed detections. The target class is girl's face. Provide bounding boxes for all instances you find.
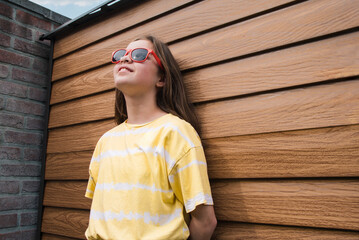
[113,40,163,97]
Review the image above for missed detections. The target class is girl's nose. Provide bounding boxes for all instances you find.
[120,53,132,63]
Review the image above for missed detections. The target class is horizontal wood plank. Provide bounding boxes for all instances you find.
[212,179,359,231]
[53,0,194,58]
[213,221,359,240]
[47,119,115,153]
[42,207,88,239]
[45,151,92,180]
[198,79,359,139]
[45,124,359,180]
[49,31,359,127]
[42,233,81,240]
[41,218,359,240]
[42,179,359,230]
[205,124,359,179]
[50,64,113,105]
[51,0,359,81]
[43,181,91,209]
[49,91,114,128]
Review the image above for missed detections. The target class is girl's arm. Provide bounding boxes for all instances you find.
[189,204,217,240]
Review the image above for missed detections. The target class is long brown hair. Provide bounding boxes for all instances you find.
[114,35,200,134]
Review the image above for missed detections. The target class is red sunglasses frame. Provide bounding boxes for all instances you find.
[111,48,164,70]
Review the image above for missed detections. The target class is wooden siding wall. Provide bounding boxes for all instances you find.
[42,0,359,239]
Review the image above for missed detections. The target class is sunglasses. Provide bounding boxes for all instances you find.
[111,48,164,70]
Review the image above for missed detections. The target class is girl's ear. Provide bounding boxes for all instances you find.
[156,77,165,87]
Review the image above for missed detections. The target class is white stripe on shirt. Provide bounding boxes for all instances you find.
[184,192,213,213]
[90,147,176,172]
[90,208,182,226]
[95,182,173,193]
[168,160,207,183]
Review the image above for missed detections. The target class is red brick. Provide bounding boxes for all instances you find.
[0,230,37,240]
[28,86,47,101]
[0,80,27,98]
[6,98,45,116]
[24,148,41,161]
[0,32,11,48]
[4,130,42,145]
[0,231,22,239]
[22,195,39,209]
[23,196,38,209]
[32,58,48,74]
[0,214,17,228]
[0,181,20,194]
[0,49,31,68]
[20,212,37,226]
[0,113,24,128]
[0,164,41,177]
[0,18,32,40]
[0,64,9,78]
[12,68,47,86]
[14,38,50,58]
[0,196,22,211]
[0,146,21,160]
[0,195,38,211]
[22,180,40,193]
[16,9,52,31]
[0,2,13,19]
[26,117,44,130]
[21,229,37,240]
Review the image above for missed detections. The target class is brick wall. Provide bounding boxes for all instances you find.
[0,0,69,238]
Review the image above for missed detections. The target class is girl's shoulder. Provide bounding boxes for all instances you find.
[164,114,195,132]
[164,114,201,146]
[97,123,124,142]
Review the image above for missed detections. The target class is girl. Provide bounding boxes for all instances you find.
[85,36,217,240]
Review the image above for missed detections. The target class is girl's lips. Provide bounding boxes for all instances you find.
[118,66,133,72]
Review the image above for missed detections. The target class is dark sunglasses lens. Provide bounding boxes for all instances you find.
[131,49,148,61]
[113,49,126,62]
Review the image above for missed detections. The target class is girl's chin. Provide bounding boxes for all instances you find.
[114,77,131,85]
[114,80,135,91]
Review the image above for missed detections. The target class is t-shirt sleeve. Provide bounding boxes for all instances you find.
[169,146,213,213]
[85,175,96,199]
[85,140,102,199]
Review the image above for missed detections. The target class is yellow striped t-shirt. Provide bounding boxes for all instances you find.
[85,113,213,240]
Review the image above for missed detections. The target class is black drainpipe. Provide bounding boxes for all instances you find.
[36,38,54,239]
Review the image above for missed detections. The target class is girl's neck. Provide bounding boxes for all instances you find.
[124,95,167,124]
